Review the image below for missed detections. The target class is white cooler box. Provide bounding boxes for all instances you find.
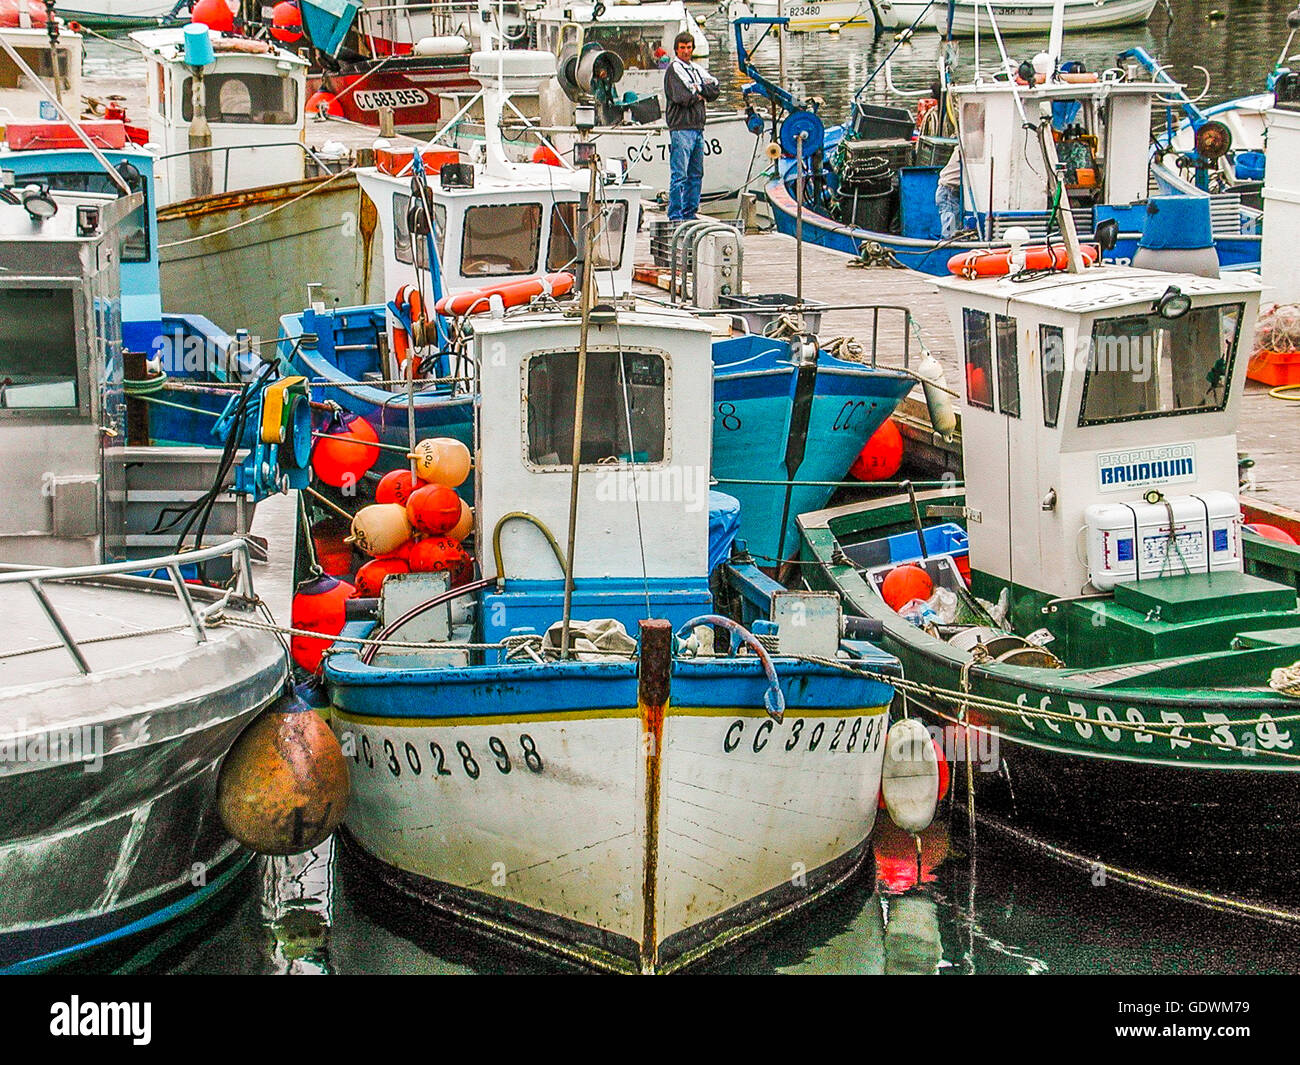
[1084,491,1242,591]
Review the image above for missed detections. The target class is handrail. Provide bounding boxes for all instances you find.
[0,539,257,676]
[156,141,333,194]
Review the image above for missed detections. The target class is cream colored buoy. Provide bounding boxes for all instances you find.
[881,717,940,833]
[408,437,472,486]
[916,352,956,442]
[346,503,412,557]
[448,499,474,541]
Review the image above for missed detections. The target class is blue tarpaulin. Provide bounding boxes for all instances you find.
[709,491,742,573]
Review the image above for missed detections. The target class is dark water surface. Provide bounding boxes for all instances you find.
[81,5,1300,974]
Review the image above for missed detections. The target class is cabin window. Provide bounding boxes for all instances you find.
[0,45,72,91]
[1078,304,1243,425]
[1040,324,1065,428]
[962,308,994,411]
[995,314,1020,418]
[181,74,299,125]
[524,348,667,468]
[546,201,628,272]
[0,288,79,410]
[393,193,445,268]
[960,100,985,162]
[461,204,541,276]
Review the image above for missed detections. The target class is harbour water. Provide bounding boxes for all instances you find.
[76,3,1300,975]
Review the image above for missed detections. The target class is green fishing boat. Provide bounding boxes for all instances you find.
[797,253,1300,913]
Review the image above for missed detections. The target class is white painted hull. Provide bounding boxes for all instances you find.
[457,112,768,204]
[336,702,888,971]
[882,0,1157,33]
[729,0,878,32]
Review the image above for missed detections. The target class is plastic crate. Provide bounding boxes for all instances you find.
[719,293,826,336]
[850,102,915,141]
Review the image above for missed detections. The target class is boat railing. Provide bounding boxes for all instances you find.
[156,142,336,195]
[355,1,488,50]
[0,538,257,676]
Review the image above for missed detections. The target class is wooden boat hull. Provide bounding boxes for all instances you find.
[328,658,892,972]
[798,492,1300,908]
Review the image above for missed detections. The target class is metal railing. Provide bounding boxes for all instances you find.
[355,1,504,51]
[0,538,257,676]
[156,142,336,196]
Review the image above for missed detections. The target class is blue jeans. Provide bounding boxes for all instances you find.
[668,128,704,221]
[936,182,962,238]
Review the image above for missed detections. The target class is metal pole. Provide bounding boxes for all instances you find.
[559,153,600,658]
[636,617,671,973]
[795,131,805,305]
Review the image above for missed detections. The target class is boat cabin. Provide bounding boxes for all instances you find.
[0,21,82,119]
[935,262,1264,629]
[358,50,643,306]
[950,76,1168,235]
[0,188,134,566]
[131,27,309,205]
[474,304,716,645]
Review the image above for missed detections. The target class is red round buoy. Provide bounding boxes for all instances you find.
[375,468,420,506]
[881,564,933,612]
[190,0,234,31]
[965,364,990,406]
[405,483,462,535]
[305,90,343,117]
[408,535,468,576]
[311,411,379,488]
[1245,523,1298,546]
[290,574,355,672]
[933,737,950,803]
[354,556,409,597]
[531,144,562,166]
[848,418,904,481]
[270,0,302,41]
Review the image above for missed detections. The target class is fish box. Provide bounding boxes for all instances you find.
[1084,491,1242,591]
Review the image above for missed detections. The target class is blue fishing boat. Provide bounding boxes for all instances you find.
[319,286,924,972]
[284,49,916,564]
[742,15,1260,275]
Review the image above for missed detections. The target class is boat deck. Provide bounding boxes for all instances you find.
[634,226,1300,514]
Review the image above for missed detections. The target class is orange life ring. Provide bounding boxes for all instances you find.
[391,285,427,373]
[434,273,575,317]
[946,243,1099,279]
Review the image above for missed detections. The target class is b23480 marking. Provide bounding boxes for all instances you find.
[723,715,883,754]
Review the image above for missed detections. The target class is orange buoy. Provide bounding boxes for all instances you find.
[848,418,904,481]
[290,574,355,672]
[0,0,48,27]
[408,535,468,577]
[881,564,933,612]
[448,499,474,541]
[191,0,234,30]
[346,503,412,557]
[305,90,343,117]
[532,144,563,166]
[406,483,462,535]
[270,0,302,41]
[354,556,410,597]
[1245,523,1299,545]
[434,273,575,317]
[965,364,990,406]
[375,468,420,506]
[408,437,471,486]
[933,737,950,802]
[216,688,350,855]
[947,243,1098,279]
[311,411,379,488]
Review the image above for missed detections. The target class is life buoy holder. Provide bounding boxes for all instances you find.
[434,272,575,317]
[946,243,1099,280]
[389,285,429,373]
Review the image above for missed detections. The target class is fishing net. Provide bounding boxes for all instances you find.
[1253,303,1300,355]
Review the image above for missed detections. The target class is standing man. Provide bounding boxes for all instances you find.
[935,146,963,239]
[664,31,719,222]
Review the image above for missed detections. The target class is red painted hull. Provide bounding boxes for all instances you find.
[309,57,478,131]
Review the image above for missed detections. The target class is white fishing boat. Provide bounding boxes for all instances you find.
[879,0,1159,35]
[727,0,878,33]
[0,186,296,973]
[320,285,916,972]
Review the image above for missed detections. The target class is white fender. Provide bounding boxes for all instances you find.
[916,352,956,442]
[881,716,940,833]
